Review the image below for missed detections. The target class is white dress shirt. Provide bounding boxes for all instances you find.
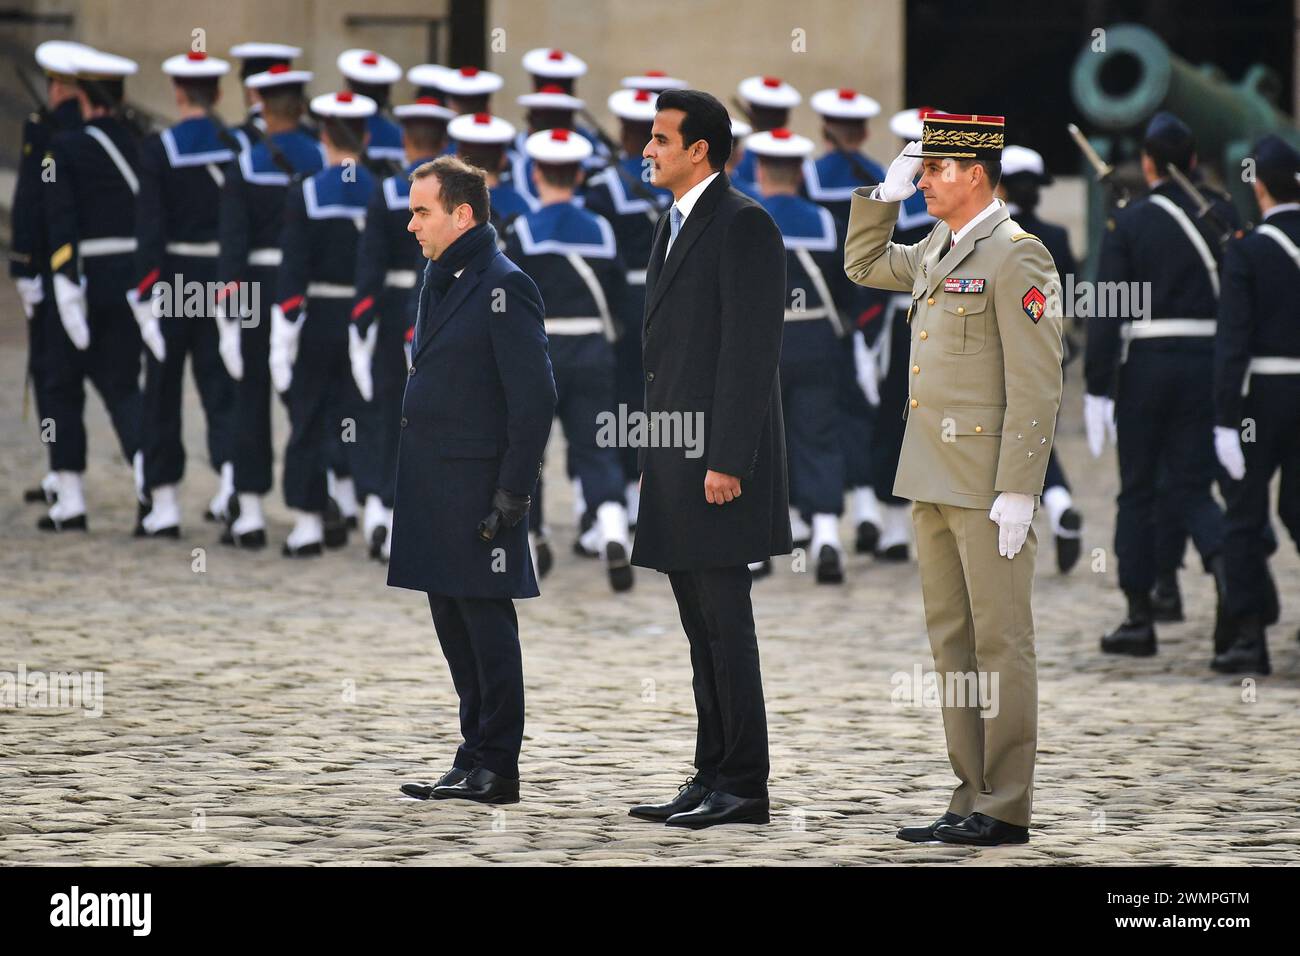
[665,171,720,257]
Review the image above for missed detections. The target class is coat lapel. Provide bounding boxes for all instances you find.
[413,247,492,361]
[645,173,729,326]
[926,202,1009,297]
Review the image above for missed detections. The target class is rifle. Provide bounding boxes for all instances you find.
[14,63,49,121]
[819,122,881,187]
[1164,161,1237,251]
[1066,122,1129,209]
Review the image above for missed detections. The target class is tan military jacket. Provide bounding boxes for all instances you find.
[845,190,1064,509]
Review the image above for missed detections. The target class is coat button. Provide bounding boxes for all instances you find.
[919,330,928,340]
[957,306,966,315]
[408,365,416,376]
[926,297,935,306]
[912,364,919,374]
[910,398,918,409]
[400,417,408,428]
[974,425,983,433]
[646,371,655,383]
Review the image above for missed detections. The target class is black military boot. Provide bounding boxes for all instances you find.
[1101,591,1157,656]
[1211,616,1270,675]
[1149,571,1183,622]
[1209,554,1233,655]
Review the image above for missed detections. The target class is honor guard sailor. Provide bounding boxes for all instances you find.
[519,47,609,168]
[432,65,505,120]
[228,42,302,137]
[730,75,801,195]
[446,112,533,233]
[337,49,405,175]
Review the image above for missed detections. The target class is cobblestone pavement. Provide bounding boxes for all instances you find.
[2,295,1298,867]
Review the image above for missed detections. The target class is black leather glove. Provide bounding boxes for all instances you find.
[476,487,531,542]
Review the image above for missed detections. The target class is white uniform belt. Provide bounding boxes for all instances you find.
[784,307,831,322]
[166,241,220,258]
[80,236,137,257]
[384,270,418,289]
[544,317,605,335]
[307,282,356,298]
[1123,318,1216,339]
[626,269,647,285]
[1249,356,1300,374]
[247,248,282,267]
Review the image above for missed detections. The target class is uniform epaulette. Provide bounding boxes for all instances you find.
[1010,232,1039,243]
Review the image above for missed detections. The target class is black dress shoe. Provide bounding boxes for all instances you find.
[1055,507,1082,574]
[368,525,386,560]
[133,523,180,539]
[815,544,844,584]
[432,766,519,804]
[897,810,966,843]
[37,513,87,532]
[628,777,711,822]
[1211,617,1271,675]
[535,537,554,578]
[23,486,50,504]
[666,790,769,828]
[323,499,348,548]
[935,812,1029,846]
[855,520,880,555]
[878,542,909,562]
[1150,572,1184,622]
[400,767,471,800]
[606,541,634,592]
[1102,591,1157,656]
[281,540,323,558]
[221,527,267,549]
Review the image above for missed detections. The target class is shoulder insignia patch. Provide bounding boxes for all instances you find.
[1022,286,1046,323]
[1010,232,1039,242]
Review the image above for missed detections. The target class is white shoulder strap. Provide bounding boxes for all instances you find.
[1149,193,1220,299]
[1255,223,1300,272]
[565,252,617,342]
[794,246,847,336]
[84,125,139,195]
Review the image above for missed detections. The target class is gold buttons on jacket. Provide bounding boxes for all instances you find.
[956,306,966,315]
[974,425,983,433]
[919,330,928,340]
[912,364,920,374]
[910,398,918,408]
[927,297,935,306]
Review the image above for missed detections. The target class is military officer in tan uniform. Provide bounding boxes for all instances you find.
[845,112,1063,846]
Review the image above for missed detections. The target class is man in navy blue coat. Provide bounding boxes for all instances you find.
[390,156,557,805]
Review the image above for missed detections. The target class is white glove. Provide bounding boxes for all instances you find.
[53,273,90,350]
[1083,393,1116,458]
[215,301,244,381]
[1214,425,1246,481]
[348,321,379,402]
[15,276,44,320]
[269,303,304,394]
[989,491,1035,560]
[852,331,880,406]
[877,141,923,202]
[126,287,166,362]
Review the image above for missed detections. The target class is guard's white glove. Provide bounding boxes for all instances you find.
[852,331,880,406]
[877,141,923,202]
[126,287,166,362]
[53,273,90,350]
[989,491,1035,560]
[269,303,304,394]
[1083,393,1116,458]
[15,276,44,320]
[215,300,244,381]
[1214,425,1246,481]
[347,321,379,402]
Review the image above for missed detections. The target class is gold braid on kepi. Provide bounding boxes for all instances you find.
[904,111,1005,160]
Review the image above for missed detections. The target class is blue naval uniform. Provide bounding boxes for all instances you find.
[761,192,854,518]
[42,113,144,475]
[1215,204,1300,622]
[489,177,535,234]
[731,149,759,197]
[1087,179,1240,597]
[505,126,609,208]
[134,116,240,492]
[12,98,84,471]
[218,127,326,495]
[503,200,627,526]
[582,155,673,483]
[803,148,889,501]
[363,112,406,173]
[276,161,377,513]
[352,157,435,510]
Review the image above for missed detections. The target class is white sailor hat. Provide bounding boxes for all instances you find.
[737,75,800,110]
[394,96,455,122]
[517,84,584,111]
[608,88,657,123]
[245,63,313,89]
[889,107,930,141]
[35,41,94,79]
[439,64,504,97]
[162,50,229,79]
[337,48,401,85]
[811,87,881,120]
[311,89,377,119]
[522,47,587,79]
[730,116,753,139]
[406,63,450,91]
[1000,144,1051,182]
[448,112,516,145]
[71,46,139,79]
[745,127,814,159]
[229,42,301,62]
[622,71,686,91]
[525,127,593,164]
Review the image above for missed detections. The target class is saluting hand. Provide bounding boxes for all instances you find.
[704,470,741,505]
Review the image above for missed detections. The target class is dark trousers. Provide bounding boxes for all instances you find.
[428,592,524,779]
[1224,376,1300,620]
[667,565,769,798]
[362,292,412,507]
[872,302,911,506]
[27,286,55,467]
[836,333,875,489]
[550,347,625,511]
[141,257,236,489]
[44,269,143,472]
[282,300,367,513]
[232,265,276,495]
[1043,449,1069,492]
[1114,349,1224,594]
[782,356,845,516]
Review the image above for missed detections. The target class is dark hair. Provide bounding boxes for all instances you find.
[175,78,219,110]
[410,155,491,224]
[957,158,1002,190]
[756,155,803,188]
[1143,133,1195,177]
[655,89,732,172]
[347,80,390,110]
[1001,172,1040,212]
[320,116,367,153]
[1260,166,1300,203]
[259,86,304,122]
[456,142,507,175]
[80,78,124,110]
[401,118,448,157]
[536,161,582,189]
